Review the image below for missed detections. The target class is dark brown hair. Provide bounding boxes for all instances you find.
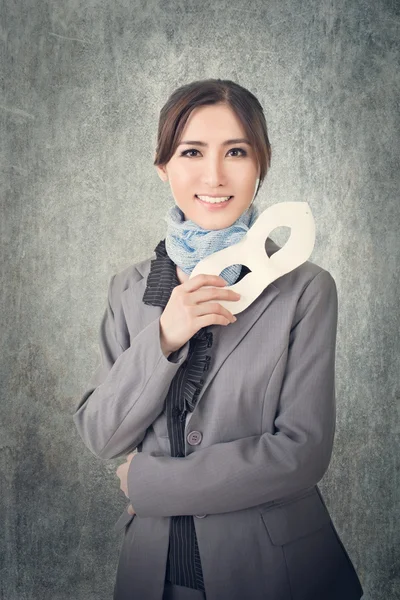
[153,78,272,200]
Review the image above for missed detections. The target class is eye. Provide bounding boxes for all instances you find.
[180,149,200,157]
[179,147,248,158]
[228,147,247,157]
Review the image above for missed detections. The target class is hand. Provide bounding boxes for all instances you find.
[159,274,241,355]
[116,452,136,515]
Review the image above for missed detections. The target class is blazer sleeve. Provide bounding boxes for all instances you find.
[127,269,338,516]
[73,273,190,459]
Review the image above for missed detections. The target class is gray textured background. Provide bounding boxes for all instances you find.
[1,0,399,598]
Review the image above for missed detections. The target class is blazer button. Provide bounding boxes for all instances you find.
[187,431,202,445]
[195,514,207,518]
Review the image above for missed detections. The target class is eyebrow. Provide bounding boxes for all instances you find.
[178,138,251,147]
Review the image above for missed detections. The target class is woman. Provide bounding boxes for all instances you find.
[73,79,364,600]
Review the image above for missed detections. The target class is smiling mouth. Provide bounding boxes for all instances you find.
[195,194,233,204]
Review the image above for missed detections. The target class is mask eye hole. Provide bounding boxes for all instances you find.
[267,226,291,257]
[217,264,252,282]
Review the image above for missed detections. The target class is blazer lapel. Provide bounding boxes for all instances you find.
[121,274,163,338]
[194,281,280,405]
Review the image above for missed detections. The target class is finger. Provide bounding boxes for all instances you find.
[127,504,135,515]
[181,274,227,293]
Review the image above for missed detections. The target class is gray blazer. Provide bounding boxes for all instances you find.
[73,237,364,600]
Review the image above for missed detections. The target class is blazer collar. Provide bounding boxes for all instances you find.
[121,237,281,407]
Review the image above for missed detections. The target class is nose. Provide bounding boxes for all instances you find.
[201,155,227,189]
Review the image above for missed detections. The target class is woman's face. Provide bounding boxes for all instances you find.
[155,103,261,230]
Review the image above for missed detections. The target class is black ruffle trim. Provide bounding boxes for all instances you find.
[182,328,214,414]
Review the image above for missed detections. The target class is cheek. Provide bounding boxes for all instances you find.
[235,178,257,198]
[173,173,194,193]
[231,165,257,186]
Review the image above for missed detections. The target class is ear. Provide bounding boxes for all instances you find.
[155,164,168,182]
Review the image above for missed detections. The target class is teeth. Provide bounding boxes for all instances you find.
[197,195,231,204]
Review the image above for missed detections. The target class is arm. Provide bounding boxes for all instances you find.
[73,273,190,459]
[127,270,338,516]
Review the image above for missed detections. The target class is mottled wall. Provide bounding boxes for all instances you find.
[1,0,399,598]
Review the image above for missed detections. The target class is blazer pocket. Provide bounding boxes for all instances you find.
[113,506,136,533]
[260,490,331,546]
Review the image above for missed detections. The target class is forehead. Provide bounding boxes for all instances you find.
[181,104,246,138]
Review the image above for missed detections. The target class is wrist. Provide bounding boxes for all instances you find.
[159,321,173,357]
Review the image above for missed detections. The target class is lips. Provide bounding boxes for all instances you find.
[195,194,234,210]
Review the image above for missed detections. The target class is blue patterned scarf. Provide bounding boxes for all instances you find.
[163,201,260,286]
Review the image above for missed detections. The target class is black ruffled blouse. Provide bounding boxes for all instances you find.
[142,238,249,591]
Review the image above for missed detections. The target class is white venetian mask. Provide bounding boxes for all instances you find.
[189,202,316,315]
